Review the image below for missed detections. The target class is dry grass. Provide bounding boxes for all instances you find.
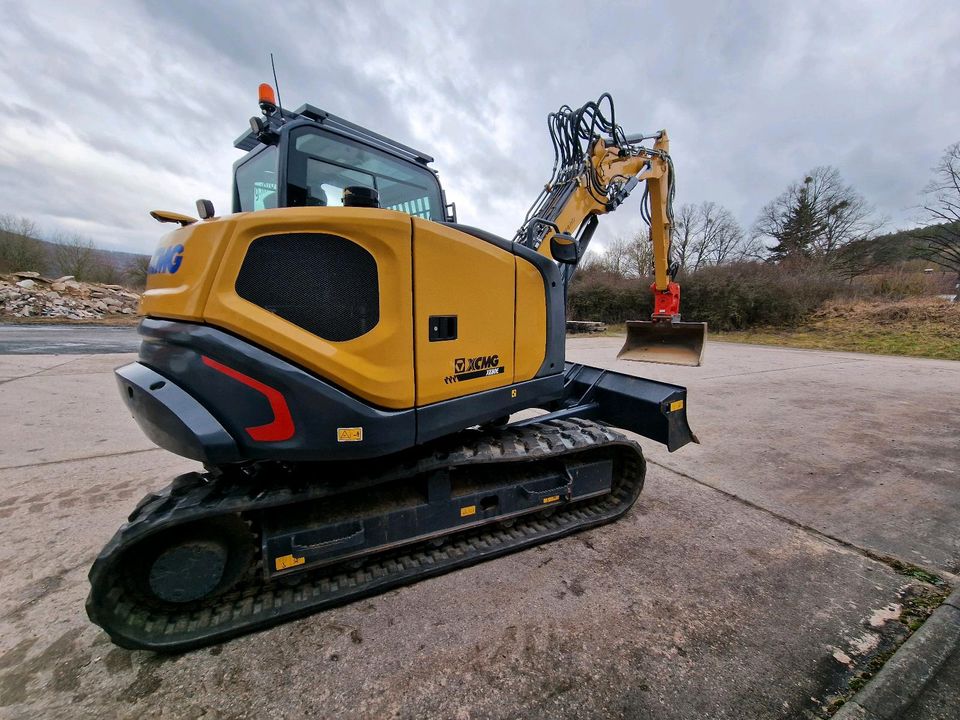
[712,298,960,360]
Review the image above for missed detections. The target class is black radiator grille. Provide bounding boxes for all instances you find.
[235,233,380,341]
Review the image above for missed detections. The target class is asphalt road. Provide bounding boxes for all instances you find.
[0,323,140,355]
[0,339,958,719]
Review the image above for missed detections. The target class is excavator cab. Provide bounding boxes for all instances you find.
[232,88,454,221]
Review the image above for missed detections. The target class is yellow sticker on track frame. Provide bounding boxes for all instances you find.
[460,505,477,517]
[669,400,684,412]
[275,554,305,571]
[337,427,363,442]
[543,495,560,504]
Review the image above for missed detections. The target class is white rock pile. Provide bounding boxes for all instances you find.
[0,271,141,320]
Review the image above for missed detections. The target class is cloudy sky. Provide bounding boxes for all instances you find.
[1,0,958,255]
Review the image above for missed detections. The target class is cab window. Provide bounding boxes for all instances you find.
[286,128,442,219]
[234,146,278,212]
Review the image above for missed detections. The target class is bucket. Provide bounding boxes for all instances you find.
[617,320,707,367]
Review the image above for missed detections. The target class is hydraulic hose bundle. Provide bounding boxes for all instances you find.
[515,93,676,248]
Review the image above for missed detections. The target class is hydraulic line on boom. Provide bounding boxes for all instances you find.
[516,94,706,366]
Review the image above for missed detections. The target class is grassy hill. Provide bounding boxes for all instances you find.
[839,221,960,273]
[712,297,960,360]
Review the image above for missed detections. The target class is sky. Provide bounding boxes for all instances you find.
[0,0,958,255]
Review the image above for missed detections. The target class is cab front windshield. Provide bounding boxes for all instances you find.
[233,127,443,221]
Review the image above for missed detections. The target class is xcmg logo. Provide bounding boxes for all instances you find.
[454,355,500,373]
[148,244,185,275]
[446,354,505,384]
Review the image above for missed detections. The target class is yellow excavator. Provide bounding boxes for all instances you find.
[87,88,704,651]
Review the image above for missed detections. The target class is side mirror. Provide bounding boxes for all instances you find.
[550,233,579,265]
[196,199,215,219]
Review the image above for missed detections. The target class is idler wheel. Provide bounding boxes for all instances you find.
[124,516,254,609]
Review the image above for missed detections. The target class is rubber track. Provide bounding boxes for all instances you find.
[86,419,646,652]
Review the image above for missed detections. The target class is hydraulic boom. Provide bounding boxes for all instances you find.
[515,95,705,365]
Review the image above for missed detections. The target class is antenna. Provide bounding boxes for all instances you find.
[270,53,284,119]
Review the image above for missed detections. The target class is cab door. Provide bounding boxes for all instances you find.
[412,219,515,406]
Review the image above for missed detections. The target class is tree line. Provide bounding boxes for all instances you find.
[3,142,958,292]
[581,141,960,284]
[0,215,149,288]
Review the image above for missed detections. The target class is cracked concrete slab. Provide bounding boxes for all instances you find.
[0,366,155,469]
[567,338,960,576]
[29,353,135,377]
[0,342,956,719]
[0,355,82,381]
[0,449,932,719]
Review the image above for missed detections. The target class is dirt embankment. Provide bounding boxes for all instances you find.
[0,271,141,323]
[814,297,960,326]
[713,298,960,360]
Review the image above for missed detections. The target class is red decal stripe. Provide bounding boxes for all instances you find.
[201,356,295,442]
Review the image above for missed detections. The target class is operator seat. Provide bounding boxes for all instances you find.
[305,186,328,207]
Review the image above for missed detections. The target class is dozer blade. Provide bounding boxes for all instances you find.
[617,320,707,367]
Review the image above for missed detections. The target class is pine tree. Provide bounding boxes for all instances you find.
[754,168,881,265]
[767,181,821,261]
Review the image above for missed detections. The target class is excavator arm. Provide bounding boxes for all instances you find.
[515,96,705,366]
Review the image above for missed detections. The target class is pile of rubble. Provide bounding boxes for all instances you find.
[0,271,140,320]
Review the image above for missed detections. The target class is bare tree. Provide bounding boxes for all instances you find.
[625,228,654,277]
[589,201,744,280]
[671,202,745,270]
[89,257,122,285]
[814,169,885,255]
[0,214,47,272]
[599,235,632,276]
[831,237,884,280]
[699,202,744,265]
[753,166,882,262]
[575,248,604,273]
[688,207,713,271]
[913,142,960,291]
[733,232,770,262]
[52,233,99,280]
[125,255,150,289]
[672,203,700,271]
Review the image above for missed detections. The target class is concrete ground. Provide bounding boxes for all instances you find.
[0,335,958,719]
[583,338,960,577]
